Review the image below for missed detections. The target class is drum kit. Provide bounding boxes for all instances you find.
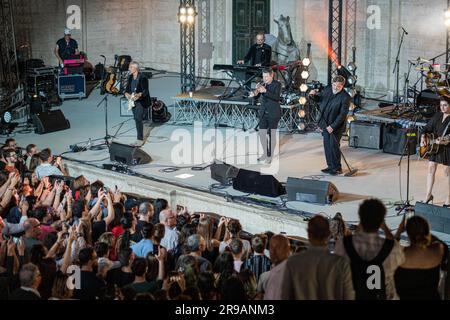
[411,58,450,118]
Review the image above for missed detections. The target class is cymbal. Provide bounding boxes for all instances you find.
[436,86,450,98]
[417,58,431,64]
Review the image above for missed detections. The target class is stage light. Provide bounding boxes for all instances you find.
[298,109,306,118]
[301,71,310,80]
[299,96,307,105]
[179,4,197,25]
[300,83,308,92]
[302,57,311,67]
[2,111,11,124]
[446,19,450,27]
[297,122,306,131]
[337,65,357,88]
[445,9,450,18]
[347,62,357,72]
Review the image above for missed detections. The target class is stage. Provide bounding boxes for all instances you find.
[7,75,450,243]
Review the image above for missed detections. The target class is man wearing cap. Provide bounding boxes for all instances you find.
[54,28,79,67]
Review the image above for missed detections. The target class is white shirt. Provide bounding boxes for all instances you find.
[160,226,179,251]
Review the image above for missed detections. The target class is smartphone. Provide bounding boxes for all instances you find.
[177,205,185,214]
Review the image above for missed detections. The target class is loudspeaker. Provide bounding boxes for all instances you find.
[286,177,339,205]
[349,121,383,149]
[31,110,70,134]
[383,125,417,155]
[415,202,450,234]
[109,142,152,166]
[210,161,240,185]
[232,169,285,197]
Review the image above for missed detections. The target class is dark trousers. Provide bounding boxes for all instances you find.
[322,131,342,170]
[259,116,280,158]
[132,102,148,140]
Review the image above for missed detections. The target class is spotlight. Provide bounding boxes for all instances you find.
[179,14,187,23]
[300,84,308,92]
[302,57,311,67]
[301,71,310,80]
[445,9,450,19]
[187,15,194,24]
[298,109,306,118]
[297,122,306,131]
[446,19,450,27]
[337,65,357,88]
[347,62,357,72]
[2,111,12,124]
[180,7,187,15]
[299,96,307,105]
[187,7,194,15]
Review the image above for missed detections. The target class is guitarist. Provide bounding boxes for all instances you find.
[421,97,450,206]
[124,61,151,146]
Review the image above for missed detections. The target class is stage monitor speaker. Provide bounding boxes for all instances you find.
[232,169,285,197]
[286,177,339,205]
[415,202,450,234]
[31,110,70,134]
[210,161,240,185]
[109,142,152,166]
[383,125,417,155]
[349,121,383,150]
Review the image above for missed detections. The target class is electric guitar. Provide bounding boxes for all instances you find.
[419,133,450,158]
[127,93,136,111]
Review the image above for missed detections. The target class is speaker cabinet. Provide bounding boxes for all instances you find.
[383,125,417,155]
[109,142,152,166]
[31,110,70,134]
[286,177,339,205]
[232,169,285,197]
[415,202,450,234]
[210,161,240,185]
[349,121,383,150]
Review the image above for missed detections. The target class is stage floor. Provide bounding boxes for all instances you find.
[8,75,450,242]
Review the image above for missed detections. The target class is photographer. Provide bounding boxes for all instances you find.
[35,149,67,180]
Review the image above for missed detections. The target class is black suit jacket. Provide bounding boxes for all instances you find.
[125,72,151,107]
[244,43,272,66]
[316,86,351,133]
[9,288,41,300]
[257,80,282,119]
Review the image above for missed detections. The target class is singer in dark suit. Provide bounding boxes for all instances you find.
[249,68,282,164]
[125,61,151,146]
[237,32,272,67]
[310,76,350,175]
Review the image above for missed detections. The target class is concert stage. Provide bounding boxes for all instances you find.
[8,76,450,243]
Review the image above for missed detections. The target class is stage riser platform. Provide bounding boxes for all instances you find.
[65,160,309,238]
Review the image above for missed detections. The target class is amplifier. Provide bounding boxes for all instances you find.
[383,124,417,155]
[349,121,383,149]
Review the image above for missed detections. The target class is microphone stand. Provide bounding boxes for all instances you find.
[90,93,111,150]
[393,28,407,104]
[396,113,419,216]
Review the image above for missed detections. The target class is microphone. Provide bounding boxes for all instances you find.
[100,54,105,58]
[401,27,408,35]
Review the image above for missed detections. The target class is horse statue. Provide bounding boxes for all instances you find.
[273,15,300,65]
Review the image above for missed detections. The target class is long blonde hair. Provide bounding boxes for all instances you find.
[197,216,214,252]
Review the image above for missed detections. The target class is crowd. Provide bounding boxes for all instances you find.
[0,137,449,300]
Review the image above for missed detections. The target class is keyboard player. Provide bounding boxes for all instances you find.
[237,32,272,67]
